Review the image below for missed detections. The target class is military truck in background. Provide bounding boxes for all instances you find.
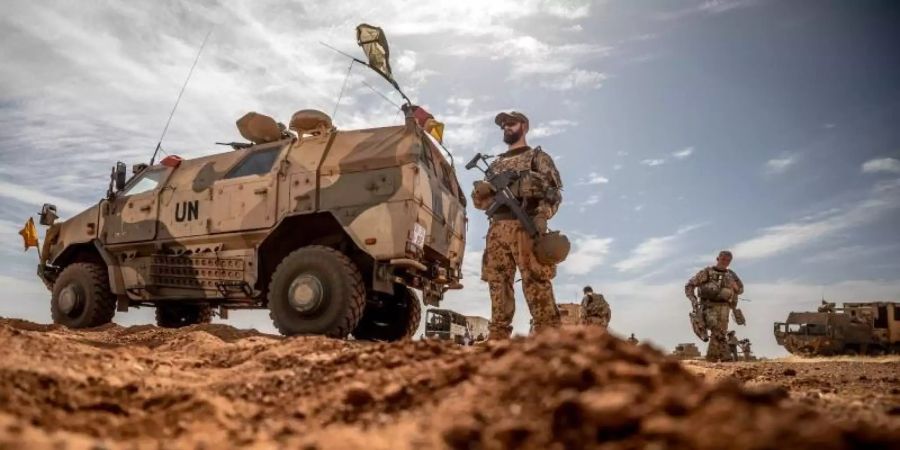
[424,308,488,345]
[671,343,701,360]
[558,303,582,326]
[774,301,900,356]
[32,25,467,341]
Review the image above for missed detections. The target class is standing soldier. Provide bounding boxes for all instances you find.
[739,338,753,361]
[727,330,740,361]
[581,286,611,328]
[627,333,639,344]
[685,250,744,361]
[472,111,563,340]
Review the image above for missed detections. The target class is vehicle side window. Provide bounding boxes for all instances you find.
[224,147,282,179]
[123,168,167,196]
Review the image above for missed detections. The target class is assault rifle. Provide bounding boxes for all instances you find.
[689,302,709,342]
[465,153,538,237]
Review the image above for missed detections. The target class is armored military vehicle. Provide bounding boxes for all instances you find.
[558,303,583,326]
[671,343,701,360]
[424,308,488,345]
[774,301,900,356]
[32,25,466,341]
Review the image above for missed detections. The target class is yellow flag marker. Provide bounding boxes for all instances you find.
[424,118,444,143]
[19,217,39,251]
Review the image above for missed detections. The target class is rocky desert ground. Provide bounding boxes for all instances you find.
[0,318,897,449]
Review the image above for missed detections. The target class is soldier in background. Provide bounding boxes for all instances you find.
[472,111,563,340]
[627,333,639,344]
[581,286,611,328]
[727,330,740,361]
[739,338,753,361]
[685,250,744,361]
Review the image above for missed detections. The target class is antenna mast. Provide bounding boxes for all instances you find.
[150,28,213,165]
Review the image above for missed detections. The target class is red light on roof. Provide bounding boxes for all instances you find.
[161,155,183,168]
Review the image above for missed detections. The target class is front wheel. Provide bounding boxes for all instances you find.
[51,262,116,328]
[352,286,421,342]
[267,246,366,337]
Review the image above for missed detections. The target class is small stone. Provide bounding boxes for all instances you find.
[783,369,797,376]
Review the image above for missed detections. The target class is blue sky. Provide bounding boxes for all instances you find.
[1,0,898,356]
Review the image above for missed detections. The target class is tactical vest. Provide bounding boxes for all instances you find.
[698,267,735,302]
[488,146,552,217]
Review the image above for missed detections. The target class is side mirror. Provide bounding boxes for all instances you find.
[39,203,58,226]
[115,162,127,191]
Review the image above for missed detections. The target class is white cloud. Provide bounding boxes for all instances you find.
[613,164,623,171]
[633,204,644,212]
[530,119,578,138]
[614,224,702,272]
[672,146,694,159]
[0,180,88,216]
[539,69,608,91]
[861,157,900,174]
[641,158,665,167]
[560,236,614,275]
[765,155,796,174]
[732,180,900,260]
[580,172,609,185]
[583,194,600,206]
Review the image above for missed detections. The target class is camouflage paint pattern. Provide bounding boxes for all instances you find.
[39,110,466,311]
[774,302,900,356]
[482,220,560,340]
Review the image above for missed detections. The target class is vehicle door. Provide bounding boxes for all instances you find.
[209,143,284,233]
[101,167,172,244]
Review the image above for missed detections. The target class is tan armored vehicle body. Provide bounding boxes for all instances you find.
[37,106,466,340]
[671,343,701,360]
[774,301,900,356]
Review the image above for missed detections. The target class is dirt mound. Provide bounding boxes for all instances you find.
[0,318,896,449]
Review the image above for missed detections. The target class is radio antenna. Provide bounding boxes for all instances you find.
[151,28,213,165]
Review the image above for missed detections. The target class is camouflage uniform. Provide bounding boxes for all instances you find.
[727,332,740,361]
[685,266,744,361]
[473,146,562,339]
[739,339,752,361]
[581,292,611,328]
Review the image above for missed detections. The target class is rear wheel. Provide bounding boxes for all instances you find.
[352,286,421,342]
[51,262,116,328]
[267,246,365,337]
[155,304,212,328]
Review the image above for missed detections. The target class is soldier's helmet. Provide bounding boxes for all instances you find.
[534,231,571,265]
[583,285,593,293]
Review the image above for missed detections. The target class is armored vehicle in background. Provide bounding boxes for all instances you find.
[774,301,900,356]
[424,308,488,345]
[558,303,582,326]
[671,343,701,360]
[33,25,466,341]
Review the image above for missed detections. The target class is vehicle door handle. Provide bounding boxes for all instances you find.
[139,205,152,212]
[254,187,269,195]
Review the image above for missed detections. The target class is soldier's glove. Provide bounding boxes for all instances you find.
[533,216,548,234]
[473,180,495,199]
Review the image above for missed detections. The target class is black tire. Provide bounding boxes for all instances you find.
[267,246,365,337]
[50,262,116,328]
[352,286,421,342]
[155,304,213,328]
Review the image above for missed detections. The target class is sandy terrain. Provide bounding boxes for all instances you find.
[0,318,897,449]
